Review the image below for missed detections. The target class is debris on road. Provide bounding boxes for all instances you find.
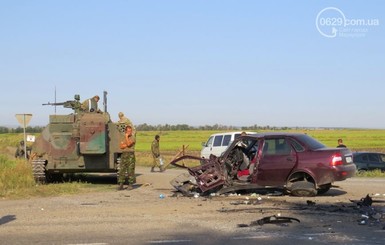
[238,215,300,227]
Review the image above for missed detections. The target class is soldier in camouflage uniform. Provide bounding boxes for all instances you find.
[15,140,29,159]
[118,124,136,190]
[117,112,135,132]
[118,112,132,125]
[151,135,164,172]
[81,95,100,112]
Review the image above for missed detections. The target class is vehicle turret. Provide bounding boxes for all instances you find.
[42,94,82,113]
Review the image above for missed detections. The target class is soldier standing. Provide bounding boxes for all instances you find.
[15,140,29,159]
[118,124,136,190]
[151,135,164,172]
[337,139,347,148]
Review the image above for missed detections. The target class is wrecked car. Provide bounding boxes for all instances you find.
[170,132,357,197]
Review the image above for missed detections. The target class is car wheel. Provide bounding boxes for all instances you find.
[357,169,367,174]
[290,181,317,197]
[317,183,331,195]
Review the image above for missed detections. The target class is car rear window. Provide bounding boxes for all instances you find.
[295,134,326,150]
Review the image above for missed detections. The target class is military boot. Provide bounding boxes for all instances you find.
[126,184,134,191]
[151,167,155,172]
[117,183,124,191]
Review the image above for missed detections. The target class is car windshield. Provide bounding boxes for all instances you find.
[295,134,326,150]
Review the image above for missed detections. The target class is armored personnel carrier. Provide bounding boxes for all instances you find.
[30,91,126,183]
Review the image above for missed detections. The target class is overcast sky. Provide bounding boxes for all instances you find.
[1,1,384,128]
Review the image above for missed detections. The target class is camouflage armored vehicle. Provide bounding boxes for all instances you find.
[30,91,127,183]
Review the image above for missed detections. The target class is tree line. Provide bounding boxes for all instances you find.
[0,126,45,134]
[0,124,294,134]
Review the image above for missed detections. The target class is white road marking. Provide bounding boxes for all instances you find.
[147,240,192,244]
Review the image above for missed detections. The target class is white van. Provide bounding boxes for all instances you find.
[200,131,257,158]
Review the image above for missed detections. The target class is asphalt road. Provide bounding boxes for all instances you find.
[1,167,385,245]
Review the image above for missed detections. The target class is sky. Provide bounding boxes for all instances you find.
[0,1,384,129]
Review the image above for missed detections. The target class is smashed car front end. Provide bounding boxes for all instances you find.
[170,155,227,195]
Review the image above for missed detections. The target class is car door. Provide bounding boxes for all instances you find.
[256,137,297,186]
[200,136,214,158]
[367,153,384,171]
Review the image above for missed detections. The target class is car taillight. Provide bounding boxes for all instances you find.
[330,153,343,166]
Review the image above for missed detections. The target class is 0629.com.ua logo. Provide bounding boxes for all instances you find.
[316,7,379,38]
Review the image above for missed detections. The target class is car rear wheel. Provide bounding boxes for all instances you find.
[357,169,367,174]
[317,183,331,195]
[290,181,317,197]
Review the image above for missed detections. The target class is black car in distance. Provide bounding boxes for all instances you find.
[353,152,385,172]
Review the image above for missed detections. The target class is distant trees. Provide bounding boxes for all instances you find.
[0,126,45,134]
[135,123,262,131]
[0,124,296,134]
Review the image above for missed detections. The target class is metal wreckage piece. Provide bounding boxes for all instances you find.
[238,215,300,227]
[350,194,373,207]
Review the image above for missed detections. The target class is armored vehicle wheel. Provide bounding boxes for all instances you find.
[31,159,47,183]
[46,173,64,183]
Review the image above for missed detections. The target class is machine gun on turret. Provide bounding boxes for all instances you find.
[42,94,82,113]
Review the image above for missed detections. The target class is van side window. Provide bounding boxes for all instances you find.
[213,135,223,147]
[222,135,232,146]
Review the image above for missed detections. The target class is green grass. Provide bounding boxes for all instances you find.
[0,154,113,199]
[355,169,385,178]
[2,129,385,199]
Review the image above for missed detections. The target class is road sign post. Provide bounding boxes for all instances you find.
[15,114,32,159]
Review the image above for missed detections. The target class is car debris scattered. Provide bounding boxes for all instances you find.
[350,194,373,207]
[170,133,356,197]
[306,200,316,206]
[238,215,300,227]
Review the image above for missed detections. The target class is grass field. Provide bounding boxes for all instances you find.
[1,129,385,199]
[2,129,385,165]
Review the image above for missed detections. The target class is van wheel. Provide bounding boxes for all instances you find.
[290,181,317,197]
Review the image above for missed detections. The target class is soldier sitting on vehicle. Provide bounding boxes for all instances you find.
[81,95,101,113]
[116,112,135,133]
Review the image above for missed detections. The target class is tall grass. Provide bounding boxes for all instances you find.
[0,155,36,197]
[0,154,111,199]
